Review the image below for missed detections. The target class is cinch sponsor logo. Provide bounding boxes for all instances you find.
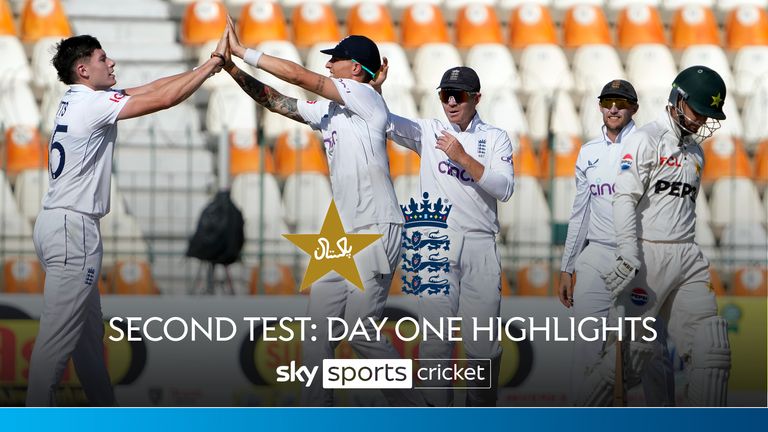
[323,130,338,154]
[620,154,633,170]
[630,287,649,306]
[659,156,683,168]
[589,183,615,196]
[653,180,696,201]
[438,160,474,183]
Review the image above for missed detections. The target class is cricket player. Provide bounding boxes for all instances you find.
[379,65,515,406]
[26,32,229,406]
[559,80,674,406]
[579,66,731,406]
[223,19,422,406]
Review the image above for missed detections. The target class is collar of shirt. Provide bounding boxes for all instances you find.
[447,112,483,134]
[600,120,636,145]
[69,84,97,93]
[656,110,699,147]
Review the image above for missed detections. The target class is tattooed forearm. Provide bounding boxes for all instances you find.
[313,75,326,93]
[231,68,304,123]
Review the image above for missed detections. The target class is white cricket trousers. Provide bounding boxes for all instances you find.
[570,242,674,406]
[301,223,424,406]
[26,208,115,407]
[580,241,730,406]
[417,231,502,406]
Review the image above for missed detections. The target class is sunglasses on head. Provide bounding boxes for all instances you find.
[439,89,476,104]
[599,98,635,110]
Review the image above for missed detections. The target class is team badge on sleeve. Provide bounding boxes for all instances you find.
[620,154,633,170]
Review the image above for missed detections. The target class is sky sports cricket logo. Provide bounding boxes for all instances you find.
[276,359,491,390]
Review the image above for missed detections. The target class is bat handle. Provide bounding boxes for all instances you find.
[613,304,627,407]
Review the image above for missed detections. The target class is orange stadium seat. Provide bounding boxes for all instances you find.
[229,130,276,177]
[616,4,666,49]
[732,266,768,296]
[390,268,403,297]
[181,0,226,46]
[105,260,159,295]
[455,4,503,48]
[273,129,328,178]
[701,135,753,182]
[19,0,71,43]
[709,267,726,296]
[516,263,552,296]
[754,139,768,183]
[725,5,768,51]
[3,126,47,178]
[387,140,420,178]
[2,258,44,294]
[0,0,16,36]
[514,136,543,178]
[292,3,341,48]
[237,0,288,46]
[500,272,513,297]
[346,3,396,43]
[400,3,450,49]
[563,5,612,48]
[250,262,296,295]
[508,4,558,49]
[538,135,580,178]
[670,5,720,50]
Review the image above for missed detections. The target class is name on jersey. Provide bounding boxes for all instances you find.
[589,182,615,196]
[438,160,473,183]
[56,101,68,117]
[654,180,696,201]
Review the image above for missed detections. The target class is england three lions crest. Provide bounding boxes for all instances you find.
[399,192,451,296]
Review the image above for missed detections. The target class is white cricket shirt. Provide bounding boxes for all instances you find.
[297,78,403,230]
[387,113,515,234]
[560,121,636,273]
[42,85,130,218]
[614,112,705,267]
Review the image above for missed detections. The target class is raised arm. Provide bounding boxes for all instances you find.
[118,29,229,120]
[222,15,344,105]
[226,15,343,105]
[225,62,305,124]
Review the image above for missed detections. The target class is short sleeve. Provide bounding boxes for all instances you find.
[296,99,332,131]
[85,90,130,129]
[331,78,385,122]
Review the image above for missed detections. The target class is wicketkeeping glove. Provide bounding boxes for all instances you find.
[602,256,639,299]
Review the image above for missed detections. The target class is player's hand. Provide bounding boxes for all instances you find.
[210,26,229,74]
[370,56,389,95]
[226,14,246,59]
[436,130,468,162]
[602,256,639,300]
[558,271,574,308]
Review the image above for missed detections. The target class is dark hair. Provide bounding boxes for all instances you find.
[52,35,102,84]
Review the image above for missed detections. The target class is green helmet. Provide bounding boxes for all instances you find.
[670,65,727,120]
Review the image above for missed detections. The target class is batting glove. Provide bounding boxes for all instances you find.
[602,256,639,299]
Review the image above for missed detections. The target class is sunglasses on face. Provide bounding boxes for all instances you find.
[599,98,635,110]
[439,89,476,104]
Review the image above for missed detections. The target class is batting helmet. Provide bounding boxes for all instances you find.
[669,65,727,120]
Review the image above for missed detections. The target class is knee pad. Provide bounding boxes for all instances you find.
[575,340,656,406]
[686,316,731,406]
